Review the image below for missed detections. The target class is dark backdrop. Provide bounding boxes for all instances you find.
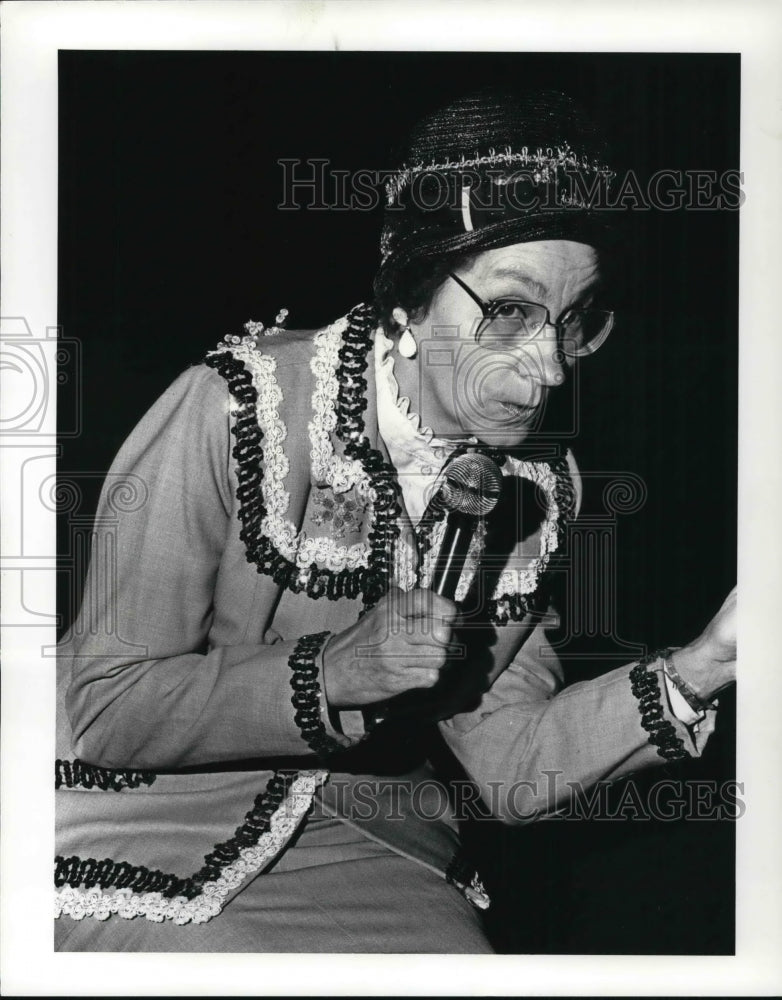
[58,51,738,954]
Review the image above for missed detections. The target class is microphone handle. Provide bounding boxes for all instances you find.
[362,509,477,730]
[431,509,477,601]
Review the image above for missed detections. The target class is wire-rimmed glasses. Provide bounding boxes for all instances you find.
[449,272,614,358]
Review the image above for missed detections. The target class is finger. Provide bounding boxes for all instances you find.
[444,637,468,662]
[426,590,461,624]
[398,588,460,624]
[393,615,462,645]
[405,622,454,647]
[715,587,737,620]
[381,586,405,612]
[385,649,448,674]
[394,588,432,620]
[397,668,441,690]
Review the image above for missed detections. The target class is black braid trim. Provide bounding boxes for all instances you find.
[629,650,690,762]
[333,303,402,610]
[55,758,157,792]
[288,630,347,758]
[205,309,400,606]
[54,769,298,900]
[486,451,577,625]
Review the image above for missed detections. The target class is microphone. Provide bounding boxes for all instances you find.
[362,452,503,731]
[430,451,504,600]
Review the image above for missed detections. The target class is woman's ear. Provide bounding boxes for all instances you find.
[392,306,409,329]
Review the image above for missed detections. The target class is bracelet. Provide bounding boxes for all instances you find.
[662,648,717,713]
[629,650,689,762]
[288,631,345,759]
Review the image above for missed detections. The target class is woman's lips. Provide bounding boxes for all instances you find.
[498,400,538,420]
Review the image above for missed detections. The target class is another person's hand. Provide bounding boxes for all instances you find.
[669,586,736,702]
[322,587,460,708]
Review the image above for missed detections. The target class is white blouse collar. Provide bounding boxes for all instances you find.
[374,326,476,523]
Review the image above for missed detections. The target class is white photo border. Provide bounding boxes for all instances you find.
[2,0,781,995]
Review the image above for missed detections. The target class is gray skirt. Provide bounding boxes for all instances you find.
[55,803,493,954]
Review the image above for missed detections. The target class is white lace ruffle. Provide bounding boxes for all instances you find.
[495,455,561,595]
[309,321,373,501]
[55,770,328,925]
[231,334,371,574]
[374,327,442,446]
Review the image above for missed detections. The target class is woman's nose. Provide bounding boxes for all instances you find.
[516,328,567,387]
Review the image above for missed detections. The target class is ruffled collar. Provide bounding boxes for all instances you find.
[374,326,482,453]
[374,326,478,523]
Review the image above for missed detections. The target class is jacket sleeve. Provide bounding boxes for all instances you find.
[437,617,717,824]
[62,364,349,770]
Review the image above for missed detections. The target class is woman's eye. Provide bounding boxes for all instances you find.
[494,302,526,319]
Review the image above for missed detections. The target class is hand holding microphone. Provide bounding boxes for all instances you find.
[321,586,463,709]
[321,451,504,724]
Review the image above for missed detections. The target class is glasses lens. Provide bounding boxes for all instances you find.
[478,302,548,346]
[559,310,614,357]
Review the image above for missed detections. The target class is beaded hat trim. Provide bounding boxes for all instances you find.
[385,142,614,206]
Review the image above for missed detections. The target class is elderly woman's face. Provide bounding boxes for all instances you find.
[411,240,602,448]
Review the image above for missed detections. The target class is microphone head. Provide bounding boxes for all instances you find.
[440,452,504,517]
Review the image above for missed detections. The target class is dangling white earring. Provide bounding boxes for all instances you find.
[398,327,417,359]
[392,306,417,359]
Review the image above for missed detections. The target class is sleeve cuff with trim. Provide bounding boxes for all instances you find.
[315,636,368,748]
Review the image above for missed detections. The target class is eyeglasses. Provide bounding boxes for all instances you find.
[449,272,614,358]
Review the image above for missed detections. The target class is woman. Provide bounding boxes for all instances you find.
[55,89,736,952]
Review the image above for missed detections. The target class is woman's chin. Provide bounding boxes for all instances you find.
[459,424,535,450]
[460,405,542,448]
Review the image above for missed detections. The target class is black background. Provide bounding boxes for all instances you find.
[58,51,738,954]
